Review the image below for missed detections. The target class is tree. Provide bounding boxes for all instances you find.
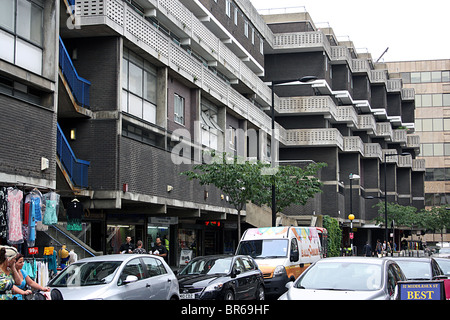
[255,162,326,214]
[373,202,418,228]
[181,151,267,242]
[323,215,342,257]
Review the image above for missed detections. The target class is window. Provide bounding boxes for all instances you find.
[251,28,255,45]
[0,0,44,75]
[259,36,264,54]
[225,0,231,18]
[122,48,157,124]
[234,7,238,25]
[142,257,167,277]
[118,258,145,286]
[229,125,237,150]
[244,20,249,38]
[201,100,222,150]
[174,93,185,125]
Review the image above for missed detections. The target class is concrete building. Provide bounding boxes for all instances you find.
[0,1,424,262]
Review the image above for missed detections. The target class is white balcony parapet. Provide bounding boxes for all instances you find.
[387,79,402,93]
[272,31,332,57]
[407,135,420,149]
[343,136,364,155]
[277,96,337,120]
[330,46,352,65]
[336,106,358,127]
[370,69,387,84]
[376,122,393,141]
[364,143,382,160]
[401,88,415,100]
[382,149,400,163]
[412,159,425,171]
[393,129,407,146]
[285,128,343,150]
[397,154,412,168]
[357,114,377,135]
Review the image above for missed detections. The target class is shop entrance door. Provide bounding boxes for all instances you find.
[204,230,221,255]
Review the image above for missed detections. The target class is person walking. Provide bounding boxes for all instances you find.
[363,242,372,257]
[151,237,168,263]
[14,254,50,300]
[133,240,147,254]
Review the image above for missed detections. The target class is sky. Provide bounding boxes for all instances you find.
[249,0,450,62]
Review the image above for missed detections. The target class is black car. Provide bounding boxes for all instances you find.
[177,254,265,300]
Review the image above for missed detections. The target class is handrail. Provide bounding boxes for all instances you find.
[56,123,90,188]
[59,36,91,108]
[49,225,96,257]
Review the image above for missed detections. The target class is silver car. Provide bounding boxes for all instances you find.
[278,257,406,300]
[48,254,179,300]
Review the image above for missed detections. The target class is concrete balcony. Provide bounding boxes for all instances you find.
[331,46,352,65]
[271,31,332,57]
[336,106,358,127]
[382,149,400,164]
[277,96,337,121]
[401,88,415,100]
[392,129,407,146]
[387,79,402,93]
[407,135,420,149]
[397,154,412,168]
[343,136,364,155]
[412,159,426,171]
[376,122,393,141]
[370,69,388,84]
[356,114,377,135]
[284,128,343,150]
[363,143,382,160]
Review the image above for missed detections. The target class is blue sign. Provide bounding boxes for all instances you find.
[399,281,445,300]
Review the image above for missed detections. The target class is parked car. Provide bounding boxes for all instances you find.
[432,258,450,278]
[177,254,265,300]
[387,257,446,281]
[433,247,450,258]
[48,254,179,300]
[278,257,406,300]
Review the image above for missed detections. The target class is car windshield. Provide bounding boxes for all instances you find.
[394,260,431,280]
[49,261,122,287]
[179,257,233,275]
[295,262,382,291]
[236,239,288,259]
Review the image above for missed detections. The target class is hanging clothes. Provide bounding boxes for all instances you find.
[0,187,8,239]
[6,188,23,245]
[43,192,60,225]
[66,199,83,231]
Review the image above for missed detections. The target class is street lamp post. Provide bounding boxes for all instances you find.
[270,76,318,227]
[348,173,359,255]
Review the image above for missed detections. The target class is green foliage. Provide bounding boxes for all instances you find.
[323,215,342,257]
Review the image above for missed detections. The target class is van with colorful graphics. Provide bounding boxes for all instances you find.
[236,226,322,297]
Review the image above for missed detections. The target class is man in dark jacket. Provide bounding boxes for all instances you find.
[119,236,135,254]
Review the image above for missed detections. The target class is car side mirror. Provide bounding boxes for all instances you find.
[231,269,241,278]
[124,275,138,284]
[285,282,294,290]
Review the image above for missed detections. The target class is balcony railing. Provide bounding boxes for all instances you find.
[272,31,332,57]
[336,106,358,127]
[285,128,343,150]
[398,154,412,168]
[59,37,91,108]
[56,123,90,188]
[376,122,393,141]
[277,96,337,120]
[343,136,364,155]
[364,143,382,160]
[357,114,377,135]
[412,159,426,171]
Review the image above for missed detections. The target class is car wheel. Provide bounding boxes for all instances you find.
[224,290,235,300]
[255,285,265,300]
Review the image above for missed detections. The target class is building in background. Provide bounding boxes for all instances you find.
[387,59,450,245]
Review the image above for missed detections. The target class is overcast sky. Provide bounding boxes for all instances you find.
[249,0,449,62]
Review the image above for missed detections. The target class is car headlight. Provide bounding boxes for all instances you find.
[204,282,224,292]
[273,265,286,276]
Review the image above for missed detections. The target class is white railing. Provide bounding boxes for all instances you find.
[412,159,426,171]
[343,136,364,155]
[284,128,343,150]
[272,31,332,57]
[387,79,402,92]
[407,135,420,149]
[364,143,382,160]
[277,96,337,120]
[357,114,377,134]
[398,154,412,168]
[393,129,407,145]
[336,106,358,127]
[401,88,415,100]
[376,122,393,140]
[382,149,399,163]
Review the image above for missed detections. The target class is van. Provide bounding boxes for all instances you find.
[236,226,322,297]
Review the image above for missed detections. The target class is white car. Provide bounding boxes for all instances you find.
[278,257,406,300]
[48,254,179,300]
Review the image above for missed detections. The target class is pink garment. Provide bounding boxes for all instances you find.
[7,189,23,244]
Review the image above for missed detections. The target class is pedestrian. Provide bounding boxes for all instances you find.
[133,240,147,254]
[375,239,382,257]
[14,254,50,300]
[119,236,135,254]
[363,242,372,257]
[151,237,168,263]
[0,246,31,300]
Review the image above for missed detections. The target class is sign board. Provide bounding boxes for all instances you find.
[349,232,354,239]
[43,247,54,255]
[179,249,193,266]
[398,281,445,300]
[28,247,38,255]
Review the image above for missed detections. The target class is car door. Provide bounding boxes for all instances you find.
[233,258,252,300]
[241,257,259,299]
[115,257,148,300]
[142,256,170,300]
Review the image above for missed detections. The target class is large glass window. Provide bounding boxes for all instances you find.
[122,48,157,124]
[0,0,43,74]
[174,94,185,125]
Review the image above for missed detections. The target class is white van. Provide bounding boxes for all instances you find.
[236,226,322,297]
